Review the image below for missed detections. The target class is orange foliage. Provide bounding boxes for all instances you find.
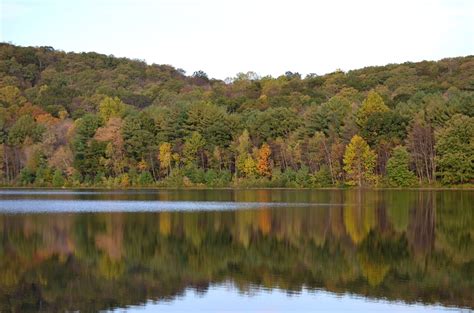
[17,103,46,118]
[36,113,60,127]
[257,143,272,177]
[94,117,123,145]
[258,209,272,235]
[137,159,148,172]
[95,215,124,261]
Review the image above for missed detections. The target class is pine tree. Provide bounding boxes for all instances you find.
[52,169,65,187]
[386,146,416,187]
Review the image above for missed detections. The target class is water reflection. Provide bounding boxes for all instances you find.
[0,190,472,312]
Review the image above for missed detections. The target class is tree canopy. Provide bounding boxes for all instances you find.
[0,43,473,187]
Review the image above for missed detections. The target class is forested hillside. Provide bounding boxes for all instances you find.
[0,43,473,187]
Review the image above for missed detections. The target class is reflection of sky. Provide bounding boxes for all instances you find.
[116,284,463,313]
[0,199,332,213]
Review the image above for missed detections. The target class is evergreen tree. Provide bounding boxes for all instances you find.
[386,146,416,187]
[52,169,65,187]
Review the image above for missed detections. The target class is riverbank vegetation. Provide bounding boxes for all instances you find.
[0,43,473,188]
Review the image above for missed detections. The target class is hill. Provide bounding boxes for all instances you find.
[0,43,473,187]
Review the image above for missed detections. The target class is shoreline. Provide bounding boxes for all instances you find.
[0,186,473,191]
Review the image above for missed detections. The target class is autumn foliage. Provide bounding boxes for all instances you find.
[257,143,272,177]
[0,43,472,187]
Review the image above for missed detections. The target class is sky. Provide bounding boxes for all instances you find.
[1,0,473,79]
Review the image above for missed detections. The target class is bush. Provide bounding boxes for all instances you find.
[138,171,154,186]
[295,166,311,187]
[19,168,35,185]
[35,167,52,186]
[184,164,205,184]
[311,166,333,187]
[160,168,185,188]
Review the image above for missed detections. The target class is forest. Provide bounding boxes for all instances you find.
[0,43,473,188]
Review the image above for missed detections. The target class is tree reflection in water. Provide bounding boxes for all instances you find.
[0,190,472,312]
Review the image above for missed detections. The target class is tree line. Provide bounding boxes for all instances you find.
[0,43,473,187]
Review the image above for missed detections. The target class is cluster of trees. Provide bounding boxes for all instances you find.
[0,43,473,187]
[0,190,472,311]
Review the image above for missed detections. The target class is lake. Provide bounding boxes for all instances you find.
[0,189,472,312]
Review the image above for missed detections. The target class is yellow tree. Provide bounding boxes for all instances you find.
[159,212,172,236]
[257,143,272,177]
[242,155,257,177]
[183,132,205,167]
[0,86,27,107]
[0,144,4,183]
[98,96,126,122]
[343,135,376,187]
[356,90,389,127]
[235,129,252,177]
[158,142,172,176]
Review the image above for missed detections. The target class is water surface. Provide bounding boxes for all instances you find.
[0,189,472,312]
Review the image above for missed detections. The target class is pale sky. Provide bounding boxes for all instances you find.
[1,0,473,79]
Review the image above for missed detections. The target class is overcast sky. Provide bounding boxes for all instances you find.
[2,0,473,79]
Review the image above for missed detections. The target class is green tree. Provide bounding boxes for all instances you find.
[183,132,205,167]
[249,108,298,142]
[19,167,35,185]
[34,167,52,186]
[52,169,65,187]
[304,95,351,136]
[386,146,417,187]
[122,112,156,161]
[138,171,154,186]
[343,135,376,186]
[184,102,232,147]
[435,114,474,184]
[7,115,45,146]
[362,111,409,146]
[72,114,103,178]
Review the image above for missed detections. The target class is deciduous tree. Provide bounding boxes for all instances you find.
[356,91,389,127]
[435,114,474,184]
[343,135,376,187]
[158,142,172,176]
[257,143,272,177]
[98,96,126,122]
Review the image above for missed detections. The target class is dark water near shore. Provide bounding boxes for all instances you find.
[0,189,472,312]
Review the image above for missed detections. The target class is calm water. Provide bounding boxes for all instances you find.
[0,189,472,312]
